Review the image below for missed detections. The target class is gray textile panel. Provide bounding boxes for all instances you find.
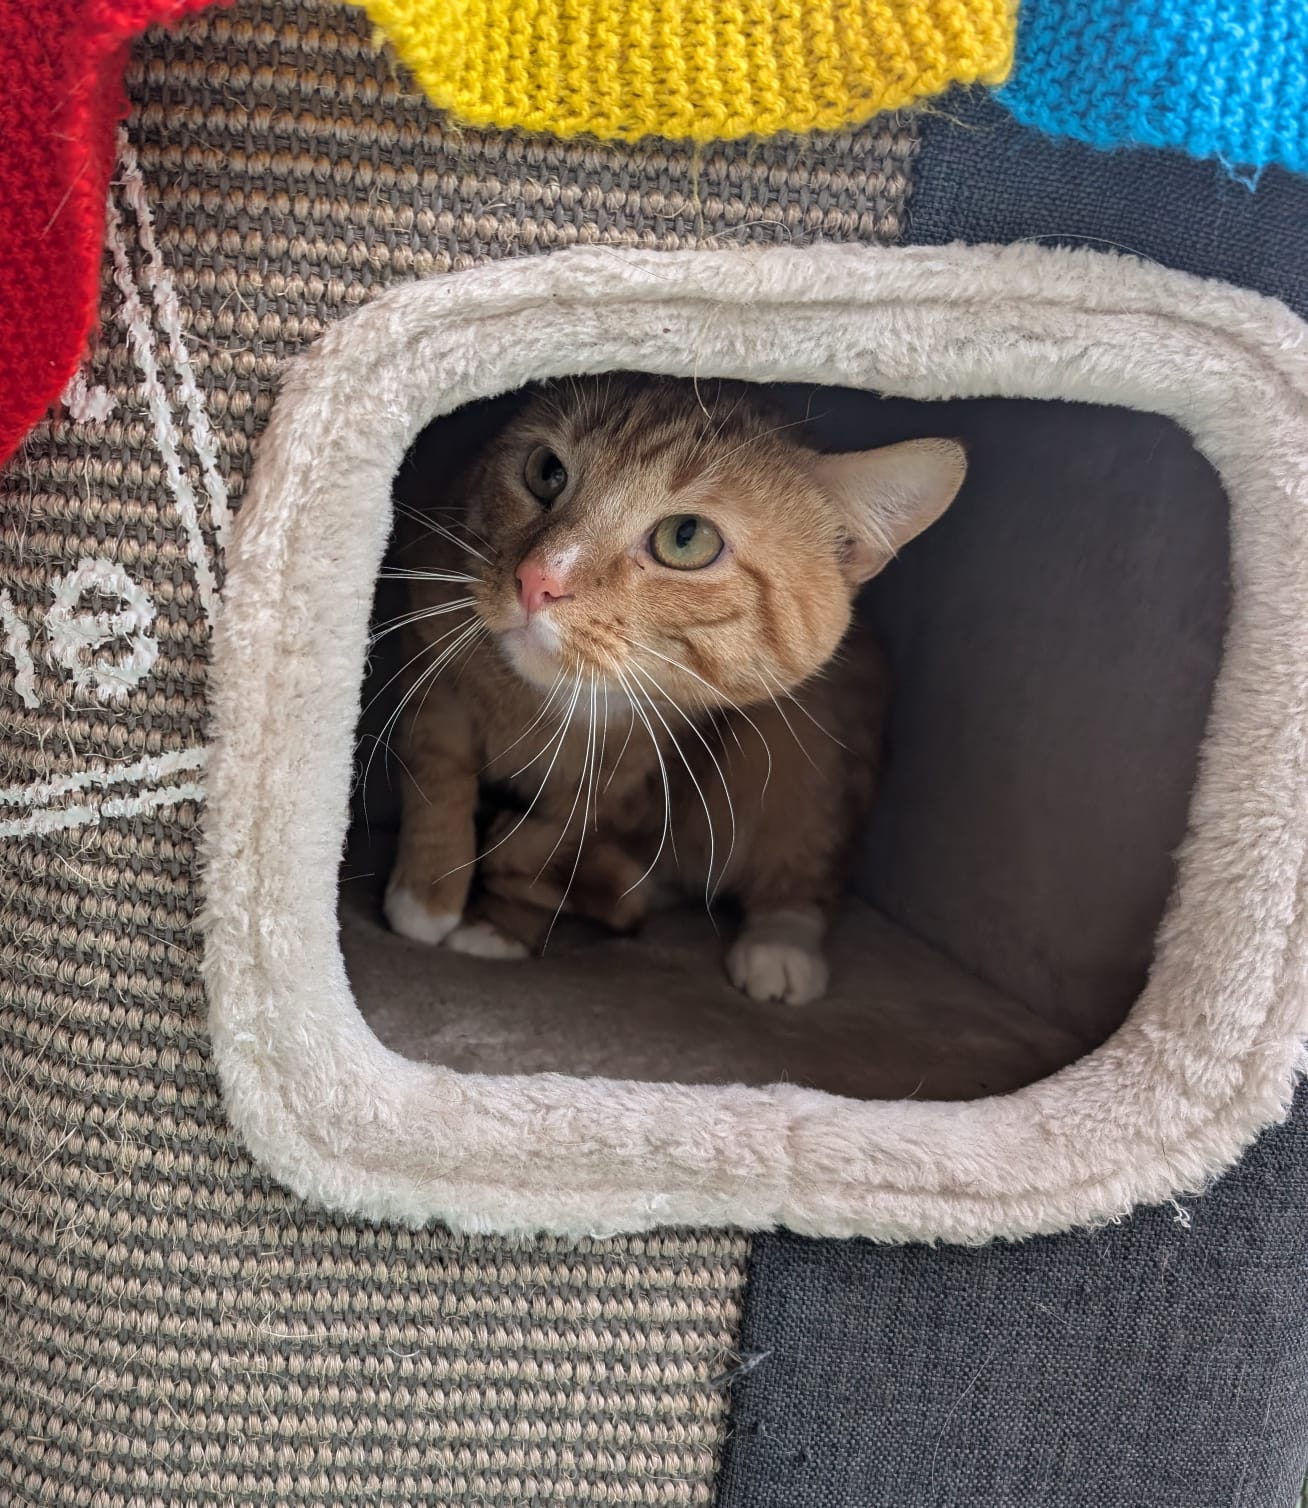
[719,95,1308,1508]
[716,1088,1308,1508]
[907,90,1308,316]
[852,393,1228,1042]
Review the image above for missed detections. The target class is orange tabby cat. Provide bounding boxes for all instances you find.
[383,376,965,1004]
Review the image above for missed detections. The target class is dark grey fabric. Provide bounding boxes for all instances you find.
[718,98,1308,1508]
[717,1089,1308,1508]
[907,91,1308,321]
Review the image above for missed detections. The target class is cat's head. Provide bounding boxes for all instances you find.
[456,376,965,710]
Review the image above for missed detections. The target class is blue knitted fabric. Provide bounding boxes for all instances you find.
[999,0,1308,175]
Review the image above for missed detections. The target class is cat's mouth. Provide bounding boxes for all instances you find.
[497,615,567,690]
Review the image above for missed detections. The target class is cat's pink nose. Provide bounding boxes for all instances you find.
[516,558,573,617]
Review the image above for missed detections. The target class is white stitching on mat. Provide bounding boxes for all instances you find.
[59,364,118,424]
[104,185,219,621]
[116,127,232,553]
[0,590,39,710]
[0,782,207,839]
[45,557,159,702]
[0,746,206,811]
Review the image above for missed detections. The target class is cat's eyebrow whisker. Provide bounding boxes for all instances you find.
[710,413,817,469]
[391,501,495,565]
[691,388,748,466]
[617,668,673,896]
[759,665,849,751]
[627,660,731,913]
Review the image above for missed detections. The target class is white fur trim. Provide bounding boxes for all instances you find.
[204,243,1308,1241]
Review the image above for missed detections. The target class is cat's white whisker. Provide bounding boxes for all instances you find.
[411,618,486,722]
[617,668,673,896]
[755,674,822,772]
[359,613,479,725]
[629,660,738,907]
[379,567,480,585]
[595,677,610,824]
[627,660,730,913]
[537,667,596,884]
[759,664,849,750]
[358,614,482,802]
[504,674,579,781]
[542,669,600,950]
[435,674,584,887]
[490,670,567,771]
[627,638,774,799]
[391,501,495,565]
[369,598,476,646]
[407,504,495,551]
[601,699,639,794]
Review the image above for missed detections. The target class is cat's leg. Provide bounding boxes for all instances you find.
[478,811,651,935]
[727,906,828,1006]
[383,701,481,947]
[705,698,853,1006]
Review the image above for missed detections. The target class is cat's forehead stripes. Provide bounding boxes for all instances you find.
[539,377,770,463]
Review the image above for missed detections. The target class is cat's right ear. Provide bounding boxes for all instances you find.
[808,438,967,585]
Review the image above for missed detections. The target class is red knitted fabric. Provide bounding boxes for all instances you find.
[0,0,220,469]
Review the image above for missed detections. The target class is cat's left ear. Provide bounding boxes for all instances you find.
[808,438,967,585]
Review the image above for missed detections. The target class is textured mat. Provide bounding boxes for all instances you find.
[0,2,921,1502]
[340,834,1085,1099]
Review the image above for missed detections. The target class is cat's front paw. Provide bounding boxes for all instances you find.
[442,919,530,960]
[384,885,461,946]
[727,908,828,1005]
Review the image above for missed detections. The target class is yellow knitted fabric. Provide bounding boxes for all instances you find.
[358,0,1016,142]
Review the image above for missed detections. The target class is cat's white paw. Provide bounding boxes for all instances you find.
[727,908,828,1005]
[443,920,530,960]
[384,887,460,946]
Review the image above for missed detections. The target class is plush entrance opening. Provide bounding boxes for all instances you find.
[340,380,1229,1101]
[206,245,1307,1238]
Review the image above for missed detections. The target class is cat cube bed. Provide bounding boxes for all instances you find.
[3,3,1308,1506]
[204,240,1308,1240]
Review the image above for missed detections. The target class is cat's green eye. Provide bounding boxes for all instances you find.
[524,445,568,506]
[649,514,725,570]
